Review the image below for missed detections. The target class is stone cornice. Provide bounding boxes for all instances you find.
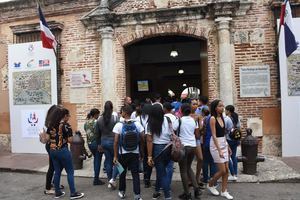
[81,0,252,29]
[10,21,64,34]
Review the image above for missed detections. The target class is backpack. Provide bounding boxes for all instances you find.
[228,117,242,141]
[85,119,96,143]
[165,116,185,162]
[119,121,140,152]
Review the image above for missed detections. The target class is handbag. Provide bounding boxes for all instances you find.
[39,128,50,144]
[229,117,241,140]
[165,116,185,162]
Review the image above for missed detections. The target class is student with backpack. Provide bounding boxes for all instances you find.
[48,107,84,199]
[177,103,201,200]
[95,101,119,189]
[146,103,178,200]
[84,108,104,186]
[224,105,241,181]
[113,105,145,200]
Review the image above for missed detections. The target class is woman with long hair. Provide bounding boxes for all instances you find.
[44,105,63,195]
[147,104,175,200]
[225,105,240,181]
[48,107,84,199]
[84,108,103,185]
[95,101,119,189]
[207,100,233,200]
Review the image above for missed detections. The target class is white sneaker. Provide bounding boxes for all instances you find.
[233,176,238,181]
[228,175,236,181]
[207,185,219,196]
[221,191,233,200]
[118,191,126,199]
[109,179,116,190]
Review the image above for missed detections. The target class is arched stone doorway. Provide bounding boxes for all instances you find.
[124,35,208,101]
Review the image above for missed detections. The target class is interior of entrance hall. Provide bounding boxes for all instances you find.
[125,35,208,101]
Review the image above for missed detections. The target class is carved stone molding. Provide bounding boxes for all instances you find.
[10,21,63,34]
[81,0,252,30]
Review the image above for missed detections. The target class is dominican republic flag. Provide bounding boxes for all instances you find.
[38,4,57,51]
[279,0,298,57]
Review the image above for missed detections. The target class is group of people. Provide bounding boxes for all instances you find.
[43,95,241,200]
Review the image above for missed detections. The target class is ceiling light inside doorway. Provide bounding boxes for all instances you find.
[183,83,187,87]
[178,69,184,74]
[170,50,178,57]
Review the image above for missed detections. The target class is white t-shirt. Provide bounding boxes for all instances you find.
[135,115,149,129]
[178,116,198,147]
[113,120,144,154]
[131,111,137,119]
[146,116,177,144]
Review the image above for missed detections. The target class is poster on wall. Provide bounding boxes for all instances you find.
[137,80,149,92]
[287,54,300,96]
[70,70,92,88]
[13,70,51,105]
[240,65,270,97]
[8,41,57,153]
[21,110,46,138]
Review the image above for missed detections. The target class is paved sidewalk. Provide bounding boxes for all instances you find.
[1,152,300,182]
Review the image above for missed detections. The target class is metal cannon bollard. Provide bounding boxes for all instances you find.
[238,128,265,175]
[70,131,86,170]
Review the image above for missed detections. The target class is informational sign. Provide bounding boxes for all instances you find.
[240,65,270,97]
[278,18,300,157]
[70,70,92,88]
[287,54,300,96]
[8,41,57,153]
[70,88,87,104]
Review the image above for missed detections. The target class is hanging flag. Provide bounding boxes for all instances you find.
[38,4,57,51]
[279,0,298,57]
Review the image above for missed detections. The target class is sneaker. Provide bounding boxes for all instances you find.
[152,192,161,199]
[93,179,105,185]
[44,189,55,195]
[221,191,233,200]
[134,194,143,200]
[228,175,236,181]
[54,191,65,199]
[198,181,206,189]
[51,184,64,189]
[178,193,192,200]
[194,187,202,199]
[233,175,238,181]
[207,185,219,196]
[118,191,126,199]
[70,192,84,200]
[144,180,151,188]
[108,179,116,190]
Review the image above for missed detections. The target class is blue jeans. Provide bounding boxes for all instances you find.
[50,147,76,194]
[227,139,239,175]
[202,146,217,183]
[101,138,118,180]
[88,141,103,181]
[153,144,172,199]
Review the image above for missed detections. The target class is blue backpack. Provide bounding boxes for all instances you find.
[119,121,140,152]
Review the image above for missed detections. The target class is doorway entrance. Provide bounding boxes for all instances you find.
[125,35,208,101]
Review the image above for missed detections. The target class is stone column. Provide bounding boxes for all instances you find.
[215,17,233,106]
[98,26,116,107]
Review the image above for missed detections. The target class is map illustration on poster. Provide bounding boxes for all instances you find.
[13,70,51,105]
[287,54,300,96]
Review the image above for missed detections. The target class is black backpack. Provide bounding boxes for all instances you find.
[119,121,140,151]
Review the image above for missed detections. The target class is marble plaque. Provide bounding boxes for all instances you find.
[240,65,270,97]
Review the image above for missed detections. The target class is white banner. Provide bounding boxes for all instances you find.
[8,41,57,154]
[278,18,300,157]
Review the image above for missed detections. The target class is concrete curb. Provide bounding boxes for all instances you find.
[1,167,300,183]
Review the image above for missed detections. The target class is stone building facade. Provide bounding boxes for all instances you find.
[0,0,291,155]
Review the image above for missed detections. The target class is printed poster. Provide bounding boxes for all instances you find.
[21,109,46,138]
